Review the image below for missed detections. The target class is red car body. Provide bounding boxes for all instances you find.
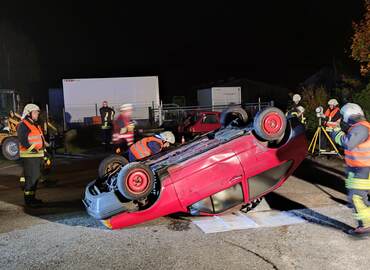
[104,119,306,229]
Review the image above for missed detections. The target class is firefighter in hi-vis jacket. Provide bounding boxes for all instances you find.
[332,103,370,235]
[17,104,46,207]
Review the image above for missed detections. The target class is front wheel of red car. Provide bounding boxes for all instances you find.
[116,162,155,200]
[253,107,287,141]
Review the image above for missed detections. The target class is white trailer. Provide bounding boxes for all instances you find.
[62,76,160,123]
[197,87,241,109]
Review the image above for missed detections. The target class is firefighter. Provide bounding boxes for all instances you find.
[17,104,46,207]
[319,99,341,151]
[332,103,370,235]
[112,103,135,152]
[99,101,115,147]
[290,105,306,125]
[128,131,175,161]
[323,99,341,132]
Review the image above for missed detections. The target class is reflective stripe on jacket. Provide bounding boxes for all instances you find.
[19,120,44,158]
[129,136,163,160]
[324,107,340,128]
[344,121,370,167]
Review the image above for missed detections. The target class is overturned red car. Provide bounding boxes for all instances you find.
[83,107,307,229]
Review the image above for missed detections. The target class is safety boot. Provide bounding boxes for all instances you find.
[24,193,44,208]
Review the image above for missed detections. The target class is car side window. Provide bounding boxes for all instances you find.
[202,114,218,124]
[189,184,244,214]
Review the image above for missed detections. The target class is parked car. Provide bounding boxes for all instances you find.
[83,107,307,229]
[178,111,221,137]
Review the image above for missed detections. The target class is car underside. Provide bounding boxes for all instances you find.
[83,107,307,229]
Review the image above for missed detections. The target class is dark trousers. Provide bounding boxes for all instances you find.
[23,157,42,194]
[102,128,112,144]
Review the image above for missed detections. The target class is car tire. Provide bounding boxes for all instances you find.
[2,136,20,161]
[116,162,155,200]
[220,107,249,128]
[98,154,129,178]
[253,107,287,141]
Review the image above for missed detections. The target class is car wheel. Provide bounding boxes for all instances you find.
[2,136,20,161]
[253,107,287,141]
[98,154,129,178]
[116,162,155,200]
[220,107,249,128]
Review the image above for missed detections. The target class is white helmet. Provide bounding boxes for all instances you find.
[340,103,364,123]
[328,99,339,106]
[22,104,40,119]
[119,103,133,112]
[158,131,175,144]
[292,94,301,104]
[296,106,305,113]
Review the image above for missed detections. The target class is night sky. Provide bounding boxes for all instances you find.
[0,1,364,102]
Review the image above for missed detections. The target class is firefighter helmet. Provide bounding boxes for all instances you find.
[22,104,40,119]
[158,131,175,144]
[328,99,339,106]
[340,103,364,123]
[292,94,301,104]
[119,103,133,112]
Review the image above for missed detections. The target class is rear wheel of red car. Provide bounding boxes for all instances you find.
[220,107,249,128]
[116,162,155,200]
[98,155,129,178]
[253,107,286,141]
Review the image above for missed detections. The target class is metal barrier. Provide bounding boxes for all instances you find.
[150,101,274,126]
[59,100,274,128]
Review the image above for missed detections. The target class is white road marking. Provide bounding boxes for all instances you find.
[0,164,19,171]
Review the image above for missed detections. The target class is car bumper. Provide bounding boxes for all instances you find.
[82,181,126,220]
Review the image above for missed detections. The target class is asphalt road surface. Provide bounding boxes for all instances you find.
[0,155,369,270]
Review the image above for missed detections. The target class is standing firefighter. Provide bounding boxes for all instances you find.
[332,103,370,235]
[112,104,135,152]
[99,101,115,147]
[128,131,175,161]
[323,99,341,132]
[17,104,45,207]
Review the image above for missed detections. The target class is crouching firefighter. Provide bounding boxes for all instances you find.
[332,103,370,235]
[17,104,46,207]
[128,131,175,162]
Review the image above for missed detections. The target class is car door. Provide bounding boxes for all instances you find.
[172,146,244,208]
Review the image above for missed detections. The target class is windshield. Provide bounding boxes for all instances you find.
[0,92,15,117]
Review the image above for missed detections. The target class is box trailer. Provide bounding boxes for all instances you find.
[197,87,241,109]
[62,76,160,123]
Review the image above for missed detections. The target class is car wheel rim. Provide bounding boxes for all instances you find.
[126,169,150,194]
[262,112,282,135]
[7,142,18,156]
